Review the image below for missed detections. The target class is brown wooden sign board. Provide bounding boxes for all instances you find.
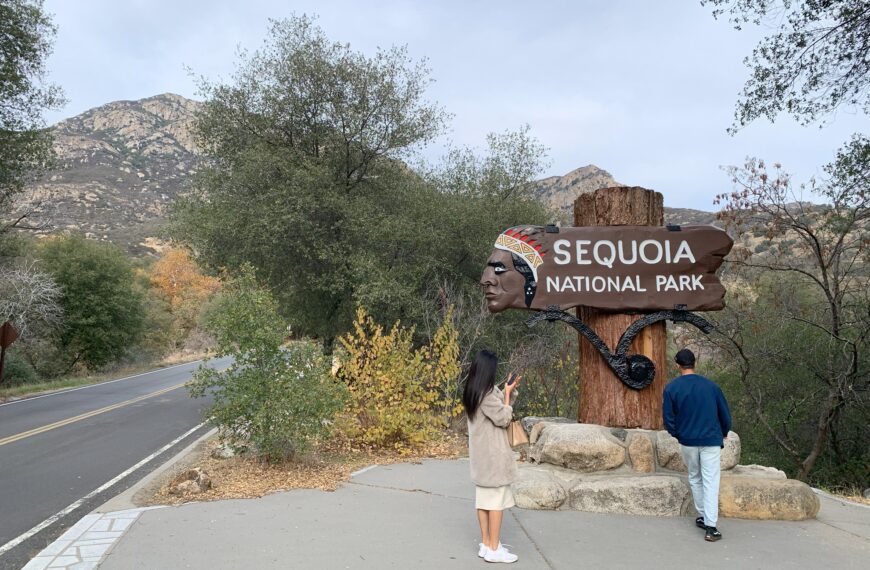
[0,322,19,349]
[480,225,732,313]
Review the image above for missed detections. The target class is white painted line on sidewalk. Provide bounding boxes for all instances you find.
[0,422,206,557]
[0,360,204,408]
[22,508,164,570]
[350,464,379,477]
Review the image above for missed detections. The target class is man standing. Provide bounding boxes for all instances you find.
[663,348,732,542]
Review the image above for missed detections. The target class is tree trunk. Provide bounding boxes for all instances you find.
[574,187,667,429]
[797,393,841,481]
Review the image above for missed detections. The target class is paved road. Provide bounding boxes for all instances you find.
[0,358,229,569]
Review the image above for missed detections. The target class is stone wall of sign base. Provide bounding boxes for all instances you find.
[512,419,819,521]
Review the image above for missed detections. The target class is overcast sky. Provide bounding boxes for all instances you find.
[43,0,864,210]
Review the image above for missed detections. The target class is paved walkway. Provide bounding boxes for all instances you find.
[25,459,870,569]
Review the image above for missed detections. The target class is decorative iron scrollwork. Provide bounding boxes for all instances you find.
[525,305,714,390]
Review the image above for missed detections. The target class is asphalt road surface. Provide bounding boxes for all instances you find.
[0,358,229,569]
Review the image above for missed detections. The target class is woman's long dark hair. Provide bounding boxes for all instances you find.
[463,350,498,420]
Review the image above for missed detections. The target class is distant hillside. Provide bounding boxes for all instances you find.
[532,165,622,216]
[531,165,720,228]
[17,94,731,256]
[16,93,200,254]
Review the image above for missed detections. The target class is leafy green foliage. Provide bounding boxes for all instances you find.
[1,349,38,385]
[189,268,346,461]
[703,277,870,489]
[707,143,870,485]
[704,0,870,128]
[37,235,145,372]
[0,0,64,229]
[172,17,556,355]
[172,15,448,347]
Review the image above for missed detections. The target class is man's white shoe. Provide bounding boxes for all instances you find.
[484,545,518,563]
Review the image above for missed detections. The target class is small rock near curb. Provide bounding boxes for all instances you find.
[169,467,212,495]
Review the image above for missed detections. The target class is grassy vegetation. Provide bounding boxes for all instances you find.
[0,353,206,402]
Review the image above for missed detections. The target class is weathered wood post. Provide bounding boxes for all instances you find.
[574,186,667,429]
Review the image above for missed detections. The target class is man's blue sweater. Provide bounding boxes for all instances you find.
[663,373,732,447]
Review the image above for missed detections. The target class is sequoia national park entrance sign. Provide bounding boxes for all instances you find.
[480,186,733,429]
[483,225,731,313]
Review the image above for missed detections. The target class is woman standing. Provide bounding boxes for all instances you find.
[463,350,521,564]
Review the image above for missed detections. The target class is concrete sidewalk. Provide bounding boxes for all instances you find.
[27,459,870,569]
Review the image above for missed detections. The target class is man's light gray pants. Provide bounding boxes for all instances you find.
[680,445,721,527]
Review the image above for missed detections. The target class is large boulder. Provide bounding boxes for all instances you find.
[530,424,626,472]
[729,464,787,479]
[568,476,689,516]
[719,476,819,520]
[721,432,741,468]
[526,418,576,444]
[628,433,655,473]
[521,416,574,435]
[512,465,568,510]
[655,431,740,472]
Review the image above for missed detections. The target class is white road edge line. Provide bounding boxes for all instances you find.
[0,360,205,408]
[0,422,206,556]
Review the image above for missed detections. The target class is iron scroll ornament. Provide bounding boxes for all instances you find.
[525,304,715,390]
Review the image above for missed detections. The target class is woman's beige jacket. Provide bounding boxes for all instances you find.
[467,386,517,488]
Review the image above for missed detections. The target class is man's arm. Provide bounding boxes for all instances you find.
[662,388,678,438]
[716,387,732,437]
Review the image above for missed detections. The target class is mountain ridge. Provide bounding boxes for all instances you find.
[17,94,718,254]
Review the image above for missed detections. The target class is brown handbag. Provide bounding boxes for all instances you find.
[507,420,529,448]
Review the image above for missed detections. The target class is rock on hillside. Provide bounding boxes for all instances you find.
[532,165,621,216]
[532,166,719,228]
[17,93,200,254]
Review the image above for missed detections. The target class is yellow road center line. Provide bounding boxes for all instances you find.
[0,382,189,447]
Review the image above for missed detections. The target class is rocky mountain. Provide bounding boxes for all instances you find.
[17,93,200,254]
[17,94,721,256]
[532,165,622,216]
[531,165,718,227]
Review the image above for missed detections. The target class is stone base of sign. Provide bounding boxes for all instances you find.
[513,421,819,520]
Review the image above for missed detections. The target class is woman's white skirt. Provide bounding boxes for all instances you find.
[475,485,515,510]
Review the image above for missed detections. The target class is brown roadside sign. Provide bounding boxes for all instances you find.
[0,321,19,349]
[480,225,733,313]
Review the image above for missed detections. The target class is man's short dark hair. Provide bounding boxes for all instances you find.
[675,348,696,367]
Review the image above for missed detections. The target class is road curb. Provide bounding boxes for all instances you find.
[812,487,870,510]
[95,426,217,513]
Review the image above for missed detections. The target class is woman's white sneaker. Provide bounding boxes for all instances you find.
[478,543,487,557]
[484,545,518,563]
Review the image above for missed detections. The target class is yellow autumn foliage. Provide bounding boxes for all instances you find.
[336,307,462,451]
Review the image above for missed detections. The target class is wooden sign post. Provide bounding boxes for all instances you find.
[479,185,732,430]
[575,186,666,429]
[0,320,20,386]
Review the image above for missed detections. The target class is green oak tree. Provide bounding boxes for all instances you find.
[703,0,870,128]
[171,15,555,352]
[0,0,64,233]
[38,235,145,372]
